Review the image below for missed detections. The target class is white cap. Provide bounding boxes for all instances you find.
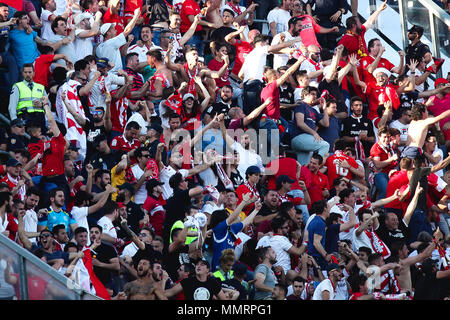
[100,23,116,36]
[183,93,195,101]
[373,67,391,78]
[74,12,91,25]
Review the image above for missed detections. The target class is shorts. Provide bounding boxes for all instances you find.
[401,146,422,159]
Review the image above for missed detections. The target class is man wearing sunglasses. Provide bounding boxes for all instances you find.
[7,119,29,152]
[131,147,154,205]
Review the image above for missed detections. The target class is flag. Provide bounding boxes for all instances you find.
[72,247,111,300]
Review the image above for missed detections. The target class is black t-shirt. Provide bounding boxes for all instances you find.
[318,79,347,114]
[279,85,295,121]
[125,201,145,234]
[210,27,235,44]
[341,115,375,157]
[405,41,431,67]
[180,276,222,300]
[147,0,170,25]
[409,167,431,211]
[0,25,9,53]
[256,203,278,217]
[325,223,340,254]
[230,169,244,190]
[163,189,191,247]
[132,243,157,268]
[212,101,235,127]
[86,151,120,171]
[163,244,191,282]
[376,220,409,250]
[92,242,118,285]
[222,278,248,300]
[147,139,168,166]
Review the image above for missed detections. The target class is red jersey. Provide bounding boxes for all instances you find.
[236,181,259,216]
[42,133,66,177]
[360,55,395,84]
[337,25,368,59]
[365,81,399,120]
[325,151,359,189]
[370,142,397,174]
[110,135,141,153]
[231,40,253,76]
[6,213,18,241]
[208,58,230,88]
[180,0,201,33]
[103,9,125,34]
[338,59,365,100]
[308,168,329,205]
[33,54,54,88]
[385,170,409,210]
[266,157,301,190]
[260,81,281,120]
[296,14,321,48]
[0,174,25,200]
[142,195,166,237]
[110,91,129,133]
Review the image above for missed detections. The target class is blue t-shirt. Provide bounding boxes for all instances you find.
[211,220,243,271]
[318,116,341,153]
[289,102,323,138]
[38,209,77,234]
[325,223,341,254]
[307,215,326,257]
[9,29,40,69]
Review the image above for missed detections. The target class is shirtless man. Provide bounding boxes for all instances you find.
[146,49,173,102]
[120,257,168,300]
[402,103,450,159]
[166,42,229,104]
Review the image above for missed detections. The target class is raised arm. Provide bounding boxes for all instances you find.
[179,14,201,46]
[363,0,387,29]
[43,96,61,137]
[276,56,306,87]
[123,8,141,37]
[193,76,211,112]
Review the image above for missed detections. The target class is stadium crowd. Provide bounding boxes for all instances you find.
[0,0,449,300]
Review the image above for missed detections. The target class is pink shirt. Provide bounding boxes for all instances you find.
[428,93,450,129]
[297,15,322,48]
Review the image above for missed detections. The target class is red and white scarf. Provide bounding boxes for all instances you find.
[365,228,391,259]
[184,63,198,95]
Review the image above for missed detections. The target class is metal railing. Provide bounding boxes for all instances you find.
[0,233,101,300]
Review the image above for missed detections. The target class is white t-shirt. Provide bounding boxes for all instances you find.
[241,45,269,83]
[389,120,409,151]
[55,0,68,16]
[159,166,189,200]
[48,33,76,66]
[97,216,117,238]
[127,42,161,63]
[329,203,361,241]
[268,235,294,274]
[96,33,127,72]
[198,168,219,188]
[352,228,375,253]
[74,28,95,63]
[432,148,444,177]
[71,206,91,245]
[299,59,323,88]
[294,87,304,103]
[121,242,139,259]
[407,69,425,93]
[126,112,148,135]
[131,164,147,204]
[23,209,38,244]
[312,279,335,300]
[89,71,126,112]
[271,31,301,70]
[41,9,55,42]
[232,142,264,180]
[0,214,8,233]
[267,8,291,35]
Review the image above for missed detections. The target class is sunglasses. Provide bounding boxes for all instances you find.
[92,110,103,115]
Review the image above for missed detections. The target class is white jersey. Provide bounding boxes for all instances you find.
[97,216,117,238]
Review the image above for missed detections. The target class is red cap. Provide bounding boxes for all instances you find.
[434,78,449,87]
[117,202,125,209]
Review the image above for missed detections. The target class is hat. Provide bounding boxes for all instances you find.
[147,122,163,134]
[68,142,80,151]
[276,175,295,185]
[10,118,25,127]
[195,259,210,269]
[100,22,115,35]
[408,25,424,36]
[118,182,135,195]
[434,78,449,87]
[6,158,22,167]
[373,67,391,78]
[326,263,342,273]
[117,202,125,209]
[96,57,110,69]
[183,93,195,101]
[245,165,261,176]
[146,178,164,190]
[74,12,91,25]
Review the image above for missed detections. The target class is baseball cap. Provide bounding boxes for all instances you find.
[408,25,424,36]
[10,118,25,127]
[100,22,115,36]
[434,78,449,87]
[326,263,342,273]
[96,57,110,69]
[147,123,163,134]
[245,165,261,176]
[74,12,91,25]
[6,158,22,167]
[118,182,135,195]
[276,175,295,185]
[373,67,391,78]
[195,259,210,269]
[68,142,80,151]
[146,178,164,190]
[183,93,195,101]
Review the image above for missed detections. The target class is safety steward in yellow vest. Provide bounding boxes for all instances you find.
[8,63,47,132]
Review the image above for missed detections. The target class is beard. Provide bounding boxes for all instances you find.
[93,117,103,123]
[137,269,149,278]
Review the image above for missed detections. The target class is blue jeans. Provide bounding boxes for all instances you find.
[258,118,279,158]
[291,133,330,165]
[408,209,432,244]
[243,80,264,116]
[288,189,309,223]
[374,172,389,200]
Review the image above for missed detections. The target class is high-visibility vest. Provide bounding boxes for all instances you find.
[14,81,46,115]
[213,269,234,282]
